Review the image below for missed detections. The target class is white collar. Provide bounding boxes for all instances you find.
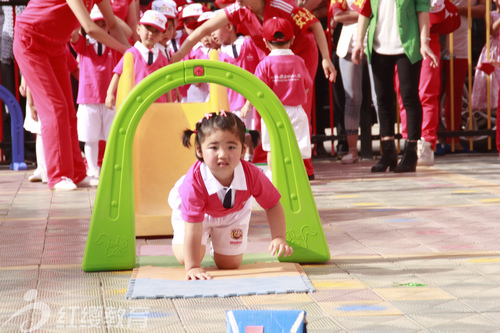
[200,161,247,195]
[269,49,294,56]
[134,41,159,57]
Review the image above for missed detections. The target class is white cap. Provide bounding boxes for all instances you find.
[139,10,167,32]
[90,5,104,21]
[150,0,177,19]
[181,3,205,19]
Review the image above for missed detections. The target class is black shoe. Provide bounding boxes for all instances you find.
[308,174,315,180]
[393,141,418,173]
[371,140,398,172]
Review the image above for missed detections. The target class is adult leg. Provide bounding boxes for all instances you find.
[14,34,85,188]
[299,37,318,178]
[339,54,364,163]
[419,36,441,148]
[370,52,398,172]
[394,54,422,173]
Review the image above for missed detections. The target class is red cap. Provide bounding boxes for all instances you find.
[262,17,293,42]
[185,10,216,30]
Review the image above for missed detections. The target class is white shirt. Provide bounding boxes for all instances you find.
[134,41,160,63]
[87,36,106,55]
[220,35,245,59]
[200,161,247,207]
[373,0,404,55]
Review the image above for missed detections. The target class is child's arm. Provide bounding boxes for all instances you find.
[491,15,500,36]
[184,222,212,280]
[106,73,120,109]
[265,202,293,257]
[241,100,252,119]
[70,28,81,44]
[174,88,182,102]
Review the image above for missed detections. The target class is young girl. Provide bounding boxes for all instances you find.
[168,111,293,280]
[471,0,500,115]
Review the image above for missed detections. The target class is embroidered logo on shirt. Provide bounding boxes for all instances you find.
[230,228,243,244]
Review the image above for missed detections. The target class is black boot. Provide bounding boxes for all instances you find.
[371,140,398,172]
[393,141,418,173]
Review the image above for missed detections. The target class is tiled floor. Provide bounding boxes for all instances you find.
[1,153,500,332]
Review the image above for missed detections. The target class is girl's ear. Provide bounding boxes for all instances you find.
[196,145,203,159]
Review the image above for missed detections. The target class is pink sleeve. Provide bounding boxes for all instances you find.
[113,53,126,75]
[244,161,281,210]
[179,165,207,222]
[254,61,269,87]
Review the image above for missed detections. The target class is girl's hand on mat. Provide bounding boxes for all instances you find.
[269,238,293,258]
[186,267,212,280]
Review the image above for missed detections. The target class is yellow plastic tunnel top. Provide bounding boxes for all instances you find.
[82,50,329,272]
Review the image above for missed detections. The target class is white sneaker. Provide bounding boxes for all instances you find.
[89,176,99,187]
[341,153,359,164]
[77,176,98,187]
[53,177,77,191]
[29,169,43,182]
[87,168,100,178]
[417,139,434,166]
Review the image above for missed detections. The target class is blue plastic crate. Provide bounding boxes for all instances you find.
[226,309,306,333]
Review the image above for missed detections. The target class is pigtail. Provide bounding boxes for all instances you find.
[182,129,196,148]
[247,130,260,149]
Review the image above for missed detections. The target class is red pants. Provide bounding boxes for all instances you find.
[443,58,468,144]
[14,28,86,188]
[398,35,441,148]
[298,35,318,177]
[497,86,500,155]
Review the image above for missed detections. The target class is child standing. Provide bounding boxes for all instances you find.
[212,21,264,161]
[106,10,171,109]
[472,0,500,122]
[71,6,121,184]
[183,10,221,103]
[249,17,312,177]
[212,21,263,128]
[151,0,177,61]
[168,111,293,280]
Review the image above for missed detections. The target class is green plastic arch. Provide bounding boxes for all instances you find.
[82,59,330,272]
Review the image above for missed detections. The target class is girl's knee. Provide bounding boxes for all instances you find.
[213,253,243,270]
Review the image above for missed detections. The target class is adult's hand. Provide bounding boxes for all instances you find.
[322,58,337,82]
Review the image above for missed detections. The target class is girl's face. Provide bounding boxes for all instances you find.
[137,24,163,48]
[196,129,245,186]
[160,20,176,46]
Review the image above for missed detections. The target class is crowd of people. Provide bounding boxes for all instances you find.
[5,0,500,279]
[6,0,499,191]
